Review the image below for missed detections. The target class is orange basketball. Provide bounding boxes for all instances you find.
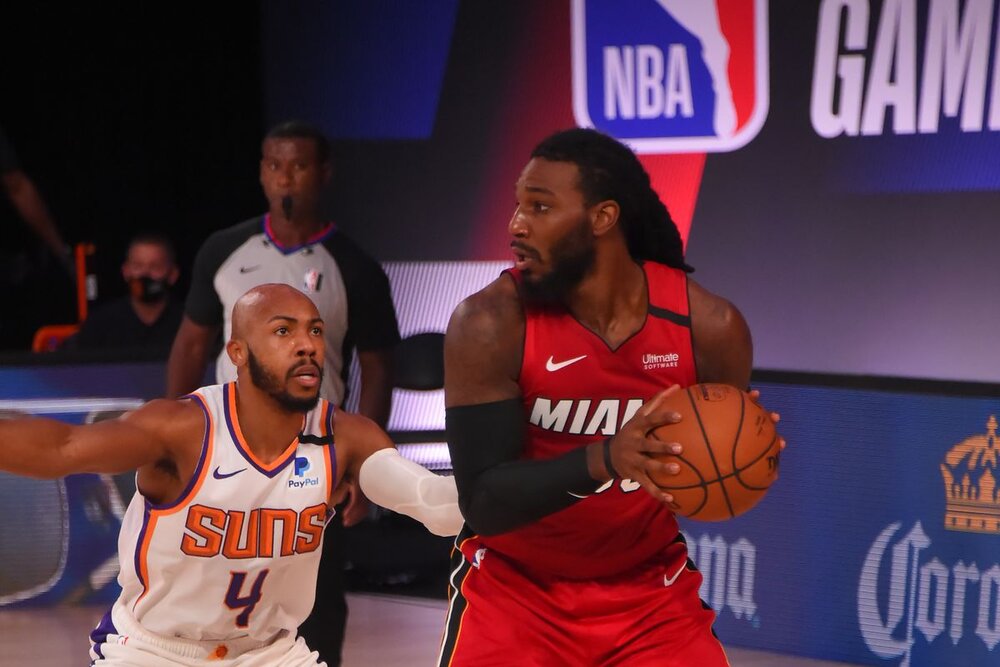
[649,383,780,521]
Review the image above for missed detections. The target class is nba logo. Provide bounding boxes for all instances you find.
[571,0,769,153]
[303,269,323,293]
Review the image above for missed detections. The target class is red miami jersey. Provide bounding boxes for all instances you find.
[484,261,697,579]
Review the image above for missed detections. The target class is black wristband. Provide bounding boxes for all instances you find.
[602,438,618,479]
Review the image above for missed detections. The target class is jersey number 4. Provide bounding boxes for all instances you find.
[225,570,270,627]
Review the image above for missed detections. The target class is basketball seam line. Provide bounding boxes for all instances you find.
[658,414,778,491]
[734,431,780,490]
[662,427,777,490]
[688,386,735,518]
[659,464,767,490]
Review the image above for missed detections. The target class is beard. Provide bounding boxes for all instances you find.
[247,348,322,413]
[520,217,596,306]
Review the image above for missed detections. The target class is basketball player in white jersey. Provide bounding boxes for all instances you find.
[0,283,462,666]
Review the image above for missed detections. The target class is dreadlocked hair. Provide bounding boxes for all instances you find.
[530,128,692,272]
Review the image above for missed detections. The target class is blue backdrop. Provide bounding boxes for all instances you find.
[684,380,1000,666]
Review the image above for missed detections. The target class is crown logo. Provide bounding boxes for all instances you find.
[941,416,1000,533]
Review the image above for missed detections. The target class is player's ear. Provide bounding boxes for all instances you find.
[226,339,247,367]
[591,200,619,237]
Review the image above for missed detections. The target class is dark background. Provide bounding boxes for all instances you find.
[0,4,264,322]
[2,1,998,382]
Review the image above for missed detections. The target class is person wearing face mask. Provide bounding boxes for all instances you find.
[70,233,183,355]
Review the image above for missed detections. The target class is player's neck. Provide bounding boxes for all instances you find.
[233,384,305,463]
[268,210,328,246]
[565,253,646,348]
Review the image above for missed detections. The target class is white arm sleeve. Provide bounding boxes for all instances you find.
[358,448,465,537]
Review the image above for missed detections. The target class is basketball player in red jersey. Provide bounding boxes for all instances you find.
[441,128,781,666]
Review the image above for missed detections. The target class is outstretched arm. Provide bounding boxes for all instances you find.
[0,399,192,479]
[335,408,463,537]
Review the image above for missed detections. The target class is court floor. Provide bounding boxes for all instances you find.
[0,593,865,666]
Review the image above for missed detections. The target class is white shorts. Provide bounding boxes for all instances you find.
[89,605,325,667]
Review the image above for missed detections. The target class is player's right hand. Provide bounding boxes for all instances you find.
[606,385,685,505]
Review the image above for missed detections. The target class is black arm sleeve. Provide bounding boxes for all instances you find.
[446,399,603,536]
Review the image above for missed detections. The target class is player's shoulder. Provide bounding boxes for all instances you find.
[688,277,752,382]
[448,273,522,343]
[124,397,204,423]
[687,277,745,330]
[331,406,392,459]
[118,397,206,446]
[331,406,373,437]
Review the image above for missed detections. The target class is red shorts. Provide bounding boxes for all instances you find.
[437,536,730,667]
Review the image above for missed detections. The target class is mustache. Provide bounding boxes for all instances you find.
[287,359,322,376]
[510,241,539,259]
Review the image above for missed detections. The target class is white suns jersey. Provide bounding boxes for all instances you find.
[112,383,337,642]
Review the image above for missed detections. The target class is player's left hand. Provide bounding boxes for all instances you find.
[605,385,687,505]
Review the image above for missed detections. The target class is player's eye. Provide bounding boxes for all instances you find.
[275,326,289,335]
[310,326,323,336]
[532,201,551,213]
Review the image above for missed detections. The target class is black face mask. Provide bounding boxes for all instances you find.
[129,276,170,304]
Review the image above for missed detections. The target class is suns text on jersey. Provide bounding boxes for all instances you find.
[179,503,327,559]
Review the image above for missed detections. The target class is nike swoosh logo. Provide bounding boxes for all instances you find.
[213,466,247,480]
[545,354,587,372]
[239,266,261,273]
[663,562,687,587]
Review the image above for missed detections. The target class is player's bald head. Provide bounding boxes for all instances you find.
[226,283,325,412]
[231,284,320,340]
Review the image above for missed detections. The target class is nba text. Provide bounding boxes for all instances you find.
[603,45,694,121]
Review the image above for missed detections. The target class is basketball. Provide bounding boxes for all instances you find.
[649,383,780,521]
